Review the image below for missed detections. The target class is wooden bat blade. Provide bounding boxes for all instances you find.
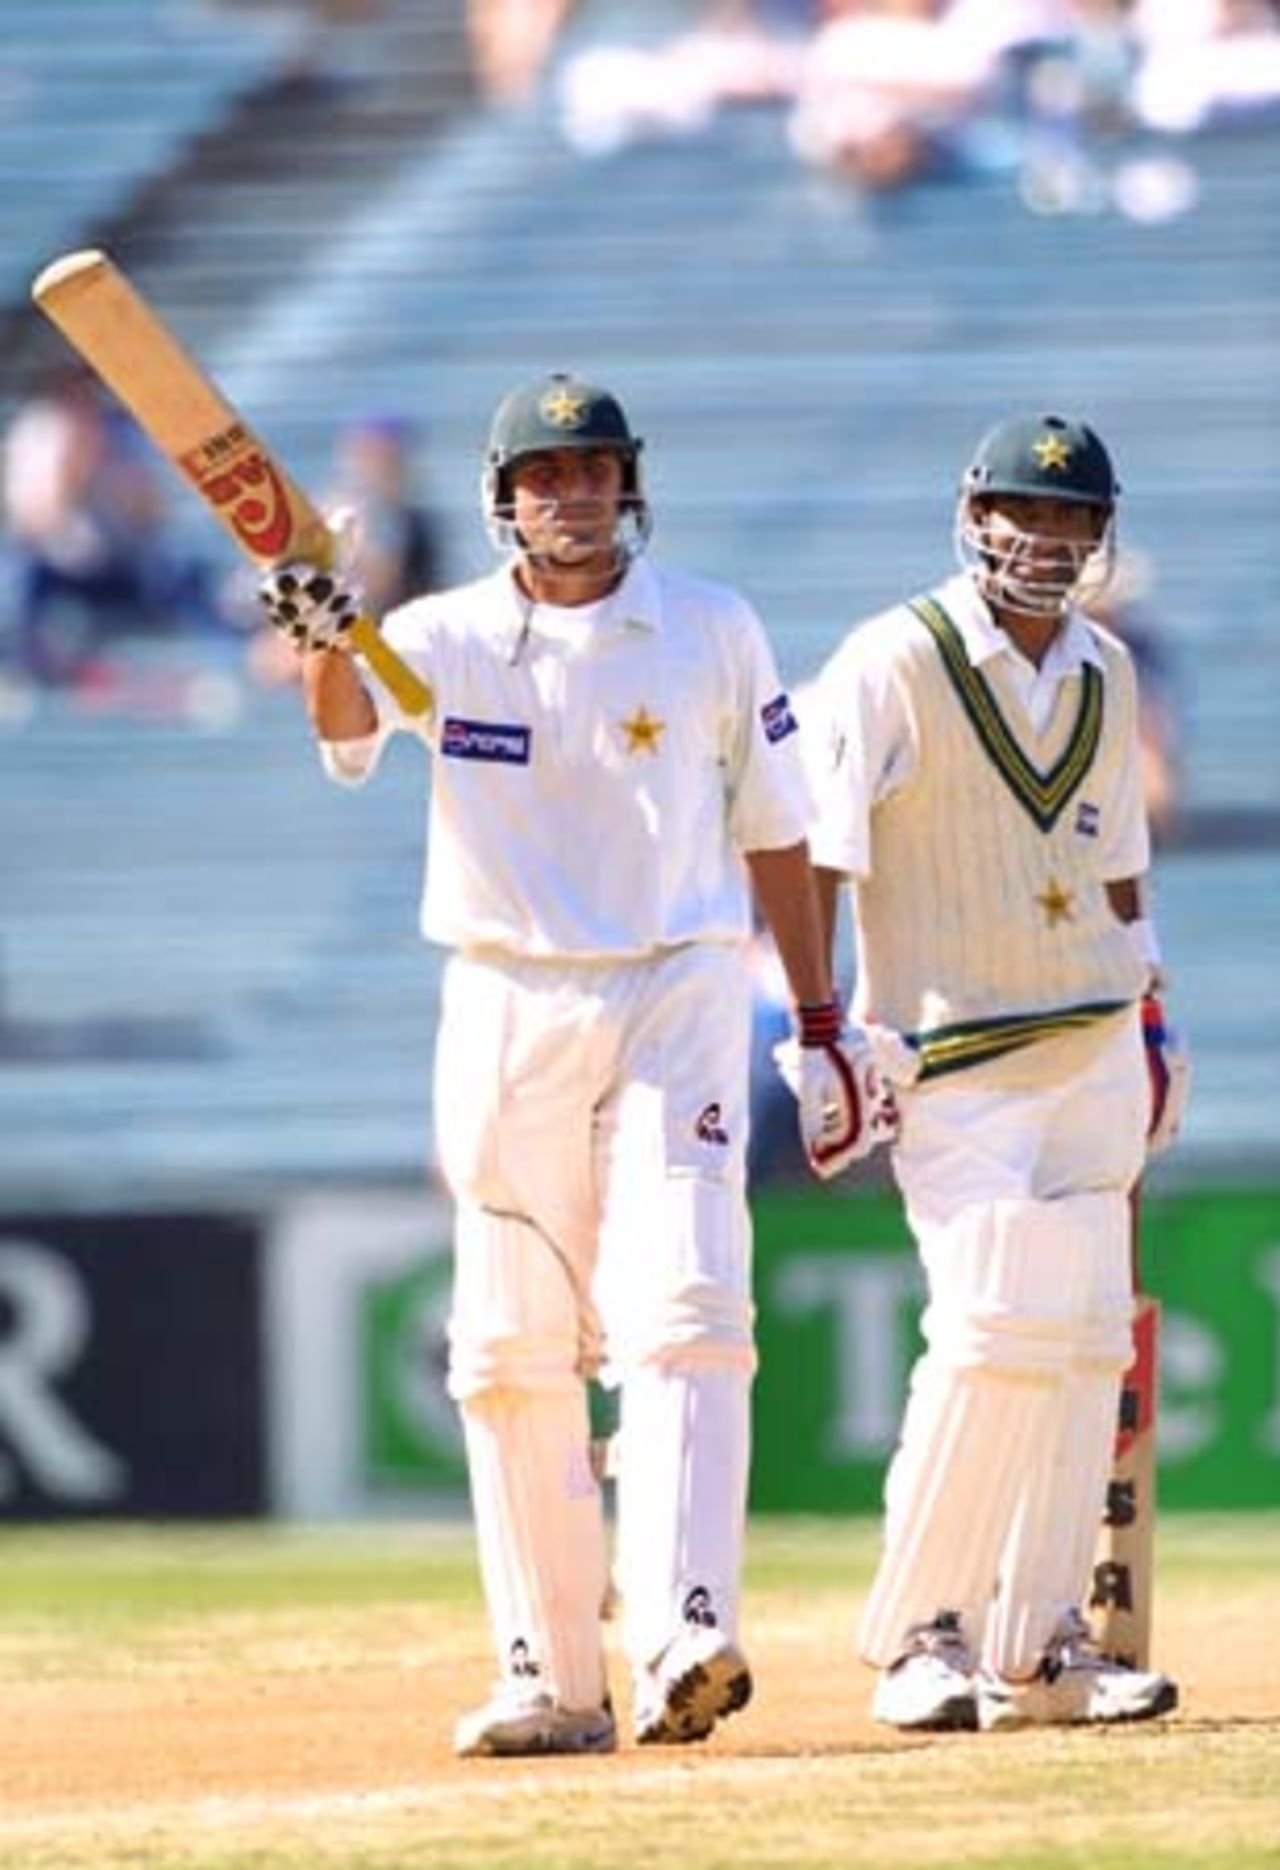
[1089,1293,1160,1666]
[31,249,431,717]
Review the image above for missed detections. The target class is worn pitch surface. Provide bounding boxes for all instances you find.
[1,1518,1276,1870]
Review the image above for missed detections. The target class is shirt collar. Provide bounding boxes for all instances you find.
[491,556,662,650]
[942,573,1105,676]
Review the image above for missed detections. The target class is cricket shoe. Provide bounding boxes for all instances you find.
[977,1612,1178,1732]
[871,1611,978,1732]
[633,1625,753,1746]
[454,1685,617,1758]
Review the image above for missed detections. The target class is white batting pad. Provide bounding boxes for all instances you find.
[920,1193,1131,1376]
[614,1360,752,1669]
[462,1388,610,1711]
[447,1203,585,1401]
[448,1205,607,1709]
[971,1190,1133,1677]
[862,1191,1133,1669]
[858,1359,1056,1667]
[985,1366,1122,1678]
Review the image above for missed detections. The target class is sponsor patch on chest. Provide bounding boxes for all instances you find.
[441,716,532,764]
[761,692,798,744]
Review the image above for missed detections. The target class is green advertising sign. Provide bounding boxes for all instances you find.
[339,1185,1280,1514]
[749,1182,1280,1513]
[362,1254,464,1492]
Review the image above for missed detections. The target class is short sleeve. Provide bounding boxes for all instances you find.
[806,620,914,880]
[723,598,814,853]
[1098,645,1152,880]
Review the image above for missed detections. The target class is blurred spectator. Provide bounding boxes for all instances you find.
[546,0,1280,190]
[1088,547,1185,841]
[245,414,444,689]
[558,1,810,156]
[1,365,217,688]
[1130,0,1280,134]
[788,0,999,192]
[469,0,580,104]
[326,414,443,614]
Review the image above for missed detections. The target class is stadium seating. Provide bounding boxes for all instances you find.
[1,56,1277,1196]
[0,0,302,308]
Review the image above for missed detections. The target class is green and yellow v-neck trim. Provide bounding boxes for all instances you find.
[908,594,1103,832]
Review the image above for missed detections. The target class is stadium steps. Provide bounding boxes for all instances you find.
[0,0,475,395]
[0,0,302,322]
[2,89,1277,1196]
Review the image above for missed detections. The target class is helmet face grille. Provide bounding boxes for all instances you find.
[956,503,1116,617]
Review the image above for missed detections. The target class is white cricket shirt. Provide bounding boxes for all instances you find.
[323,557,811,958]
[807,572,1151,1039]
[809,573,1149,883]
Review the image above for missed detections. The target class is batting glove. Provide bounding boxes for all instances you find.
[258,561,364,654]
[774,1001,918,1181]
[1141,993,1190,1156]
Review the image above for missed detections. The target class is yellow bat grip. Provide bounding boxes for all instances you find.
[349,615,433,718]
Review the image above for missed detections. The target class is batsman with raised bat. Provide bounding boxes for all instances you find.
[805,412,1191,1732]
[257,371,905,1757]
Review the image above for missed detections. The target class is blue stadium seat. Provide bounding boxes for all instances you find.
[2,89,1277,1193]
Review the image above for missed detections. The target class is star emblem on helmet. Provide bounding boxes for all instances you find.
[1033,432,1073,472]
[541,386,588,429]
[620,705,665,755]
[1035,876,1076,927]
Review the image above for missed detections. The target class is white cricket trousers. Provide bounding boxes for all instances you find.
[436,940,758,1703]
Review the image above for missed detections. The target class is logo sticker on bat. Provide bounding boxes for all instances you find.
[180,424,295,560]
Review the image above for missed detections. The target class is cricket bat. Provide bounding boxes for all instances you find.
[31,249,432,717]
[1089,1184,1161,1667]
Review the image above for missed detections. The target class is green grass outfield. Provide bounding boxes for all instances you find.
[1,1515,1277,1870]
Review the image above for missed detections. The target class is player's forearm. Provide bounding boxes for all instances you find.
[302,645,378,741]
[812,864,843,976]
[744,842,833,1011]
[1107,875,1166,991]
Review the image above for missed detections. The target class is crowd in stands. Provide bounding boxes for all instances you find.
[0,366,224,696]
[0,372,445,720]
[554,0,1280,203]
[0,0,1240,740]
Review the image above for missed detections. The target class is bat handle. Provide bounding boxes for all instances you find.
[349,615,433,718]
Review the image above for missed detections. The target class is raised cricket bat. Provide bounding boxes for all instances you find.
[31,249,431,717]
[1089,1184,1160,1668]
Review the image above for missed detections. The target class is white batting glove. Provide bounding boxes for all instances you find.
[774,1002,918,1181]
[1141,994,1190,1156]
[258,560,365,654]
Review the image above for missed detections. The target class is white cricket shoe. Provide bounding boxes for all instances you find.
[633,1625,753,1746]
[871,1611,978,1732]
[454,1685,617,1758]
[978,1612,1178,1732]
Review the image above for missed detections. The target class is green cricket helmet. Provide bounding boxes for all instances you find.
[956,413,1119,617]
[481,371,651,560]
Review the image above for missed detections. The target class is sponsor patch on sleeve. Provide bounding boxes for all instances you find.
[440,717,532,764]
[761,692,798,745]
